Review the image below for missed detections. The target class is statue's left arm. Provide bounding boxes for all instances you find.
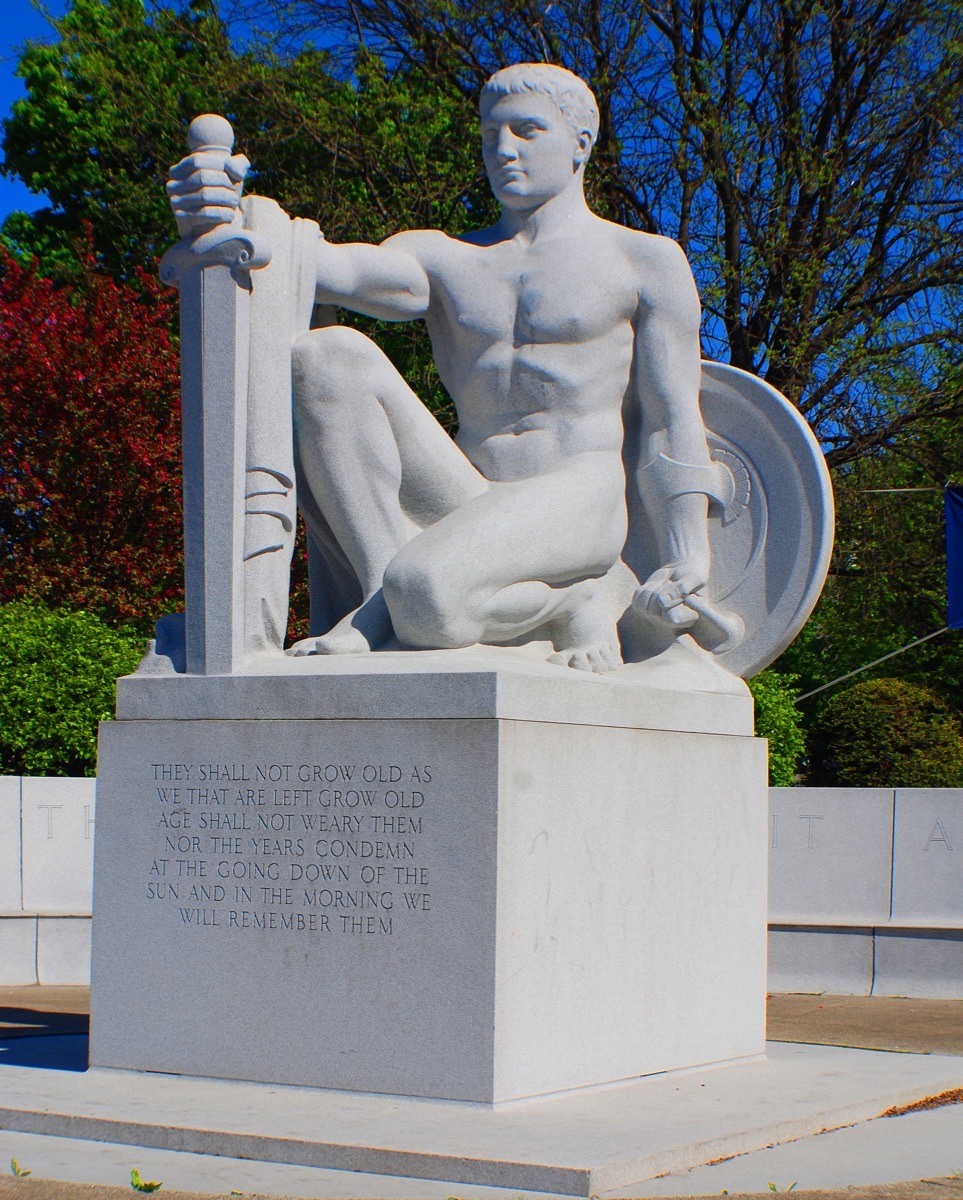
[631,238,728,632]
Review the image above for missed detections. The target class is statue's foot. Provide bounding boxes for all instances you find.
[548,640,622,674]
[287,592,392,656]
[547,576,625,675]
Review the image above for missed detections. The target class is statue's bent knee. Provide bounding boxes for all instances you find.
[292,325,385,407]
[383,552,479,650]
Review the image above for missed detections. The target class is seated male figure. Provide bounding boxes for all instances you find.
[170,63,725,673]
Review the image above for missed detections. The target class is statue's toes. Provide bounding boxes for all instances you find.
[584,644,620,674]
[598,642,623,672]
[550,643,623,674]
[285,637,319,657]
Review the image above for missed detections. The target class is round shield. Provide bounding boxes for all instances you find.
[621,361,834,678]
[702,362,834,676]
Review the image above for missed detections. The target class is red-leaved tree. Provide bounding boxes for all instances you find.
[0,249,183,630]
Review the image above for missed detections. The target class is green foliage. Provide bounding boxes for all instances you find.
[776,423,963,716]
[0,601,143,777]
[747,670,806,786]
[6,0,963,665]
[1,0,485,424]
[130,1167,163,1192]
[1,0,488,285]
[2,0,240,279]
[808,678,963,788]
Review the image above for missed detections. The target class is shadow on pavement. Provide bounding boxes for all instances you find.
[0,1002,89,1071]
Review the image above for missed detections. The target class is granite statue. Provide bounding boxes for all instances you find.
[99,66,803,1105]
[159,65,833,681]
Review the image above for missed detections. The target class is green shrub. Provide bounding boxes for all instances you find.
[808,677,963,787]
[0,601,144,777]
[747,669,807,786]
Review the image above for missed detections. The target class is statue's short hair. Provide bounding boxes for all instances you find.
[480,63,600,150]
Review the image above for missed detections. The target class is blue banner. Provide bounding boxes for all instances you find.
[947,488,963,628]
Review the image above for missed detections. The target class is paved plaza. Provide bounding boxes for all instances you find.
[1,988,961,1200]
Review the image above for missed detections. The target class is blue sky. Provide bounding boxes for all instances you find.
[0,0,69,222]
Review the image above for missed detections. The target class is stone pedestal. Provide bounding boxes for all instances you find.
[90,651,768,1104]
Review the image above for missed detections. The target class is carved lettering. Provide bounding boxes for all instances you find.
[141,757,435,940]
[198,764,250,781]
[152,764,191,780]
[37,803,63,839]
[254,764,293,782]
[174,858,207,876]
[147,881,178,899]
[798,814,823,849]
[165,835,201,853]
[179,906,220,925]
[924,818,954,851]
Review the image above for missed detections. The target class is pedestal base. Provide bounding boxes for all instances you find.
[6,1044,963,1195]
[91,653,767,1104]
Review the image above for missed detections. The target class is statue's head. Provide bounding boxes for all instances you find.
[479,64,599,208]
[480,64,599,151]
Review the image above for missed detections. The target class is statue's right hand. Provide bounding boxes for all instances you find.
[166,149,250,237]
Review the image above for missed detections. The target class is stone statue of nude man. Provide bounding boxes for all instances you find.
[168,64,738,674]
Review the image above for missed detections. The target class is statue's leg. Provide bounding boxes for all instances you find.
[290,325,487,653]
[383,450,629,672]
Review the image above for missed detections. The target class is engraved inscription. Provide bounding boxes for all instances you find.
[144,760,436,937]
[924,818,954,851]
[798,813,823,849]
[37,803,64,839]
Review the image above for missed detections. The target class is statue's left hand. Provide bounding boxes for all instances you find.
[633,565,745,652]
[633,562,706,632]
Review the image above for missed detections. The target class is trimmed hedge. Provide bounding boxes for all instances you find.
[747,669,807,786]
[808,677,963,787]
[0,601,144,777]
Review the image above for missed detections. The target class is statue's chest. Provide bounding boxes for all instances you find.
[434,244,634,348]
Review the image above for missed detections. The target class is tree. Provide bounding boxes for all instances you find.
[2,0,489,290]
[233,0,963,464]
[7,0,963,676]
[0,247,183,629]
[776,399,963,713]
[2,0,486,424]
[2,0,241,279]
[0,0,492,640]
[808,676,963,786]
[10,0,963,453]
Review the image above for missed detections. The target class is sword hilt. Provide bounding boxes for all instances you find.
[171,114,245,238]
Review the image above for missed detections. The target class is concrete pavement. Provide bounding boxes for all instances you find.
[0,988,961,1200]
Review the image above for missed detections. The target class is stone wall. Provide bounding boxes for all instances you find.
[0,776,95,984]
[769,787,962,997]
[2,778,960,996]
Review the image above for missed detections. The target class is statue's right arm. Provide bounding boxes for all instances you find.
[313,232,431,321]
[165,146,431,319]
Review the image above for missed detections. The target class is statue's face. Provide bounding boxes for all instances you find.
[480,91,589,209]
